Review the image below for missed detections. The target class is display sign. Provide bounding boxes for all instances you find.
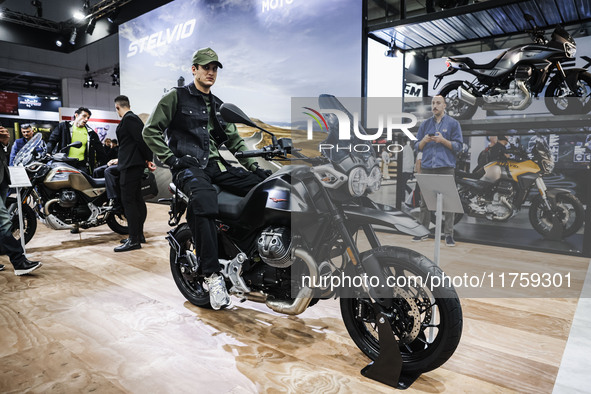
[18,95,62,112]
[8,166,32,188]
[0,91,19,115]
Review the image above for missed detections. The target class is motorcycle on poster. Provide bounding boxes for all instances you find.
[433,14,591,119]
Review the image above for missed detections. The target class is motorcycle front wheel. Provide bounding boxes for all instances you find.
[106,211,129,235]
[529,193,584,238]
[545,72,591,115]
[169,224,212,308]
[8,199,37,244]
[340,246,463,375]
[439,82,478,120]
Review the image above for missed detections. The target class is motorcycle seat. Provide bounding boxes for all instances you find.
[449,51,505,70]
[80,171,106,188]
[216,189,245,219]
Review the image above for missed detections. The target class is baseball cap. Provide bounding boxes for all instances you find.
[497,135,509,141]
[192,47,223,68]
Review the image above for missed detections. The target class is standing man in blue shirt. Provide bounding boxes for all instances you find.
[414,95,463,246]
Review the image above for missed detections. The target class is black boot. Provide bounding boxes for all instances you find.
[120,235,146,244]
[114,238,141,252]
[13,259,42,276]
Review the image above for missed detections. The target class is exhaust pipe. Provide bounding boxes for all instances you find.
[265,248,318,315]
[508,81,531,110]
[457,86,477,106]
[43,199,74,230]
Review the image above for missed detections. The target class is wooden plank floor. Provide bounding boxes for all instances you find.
[0,203,588,393]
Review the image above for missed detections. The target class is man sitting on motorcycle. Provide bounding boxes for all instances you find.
[142,48,271,310]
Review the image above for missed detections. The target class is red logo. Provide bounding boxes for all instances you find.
[270,198,287,203]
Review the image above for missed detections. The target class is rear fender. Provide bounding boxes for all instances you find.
[166,223,191,260]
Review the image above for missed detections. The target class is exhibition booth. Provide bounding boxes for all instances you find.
[1,0,590,392]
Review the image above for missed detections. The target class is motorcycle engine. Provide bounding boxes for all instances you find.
[487,181,514,221]
[58,190,78,208]
[257,226,293,268]
[484,66,532,106]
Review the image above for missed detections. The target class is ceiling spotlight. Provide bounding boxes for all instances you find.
[32,0,43,18]
[84,76,98,89]
[85,17,96,35]
[73,10,85,20]
[69,28,77,45]
[74,0,90,20]
[55,39,63,47]
[111,66,120,86]
[385,38,398,57]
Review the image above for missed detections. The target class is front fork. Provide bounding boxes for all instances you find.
[535,177,554,211]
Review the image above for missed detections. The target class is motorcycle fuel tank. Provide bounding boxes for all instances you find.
[44,165,105,197]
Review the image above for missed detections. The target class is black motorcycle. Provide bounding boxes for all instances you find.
[434,14,590,119]
[8,133,128,243]
[163,97,463,375]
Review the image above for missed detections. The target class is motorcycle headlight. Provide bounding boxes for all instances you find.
[367,166,382,193]
[348,167,368,197]
[564,42,576,58]
[542,158,555,173]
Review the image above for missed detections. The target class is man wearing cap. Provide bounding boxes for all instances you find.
[143,47,271,310]
[9,124,44,166]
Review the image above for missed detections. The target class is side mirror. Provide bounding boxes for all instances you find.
[61,141,83,152]
[278,138,293,153]
[220,103,257,128]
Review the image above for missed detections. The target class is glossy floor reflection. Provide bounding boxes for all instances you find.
[0,203,588,393]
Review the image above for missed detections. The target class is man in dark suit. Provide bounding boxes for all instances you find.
[113,96,153,252]
[0,126,42,275]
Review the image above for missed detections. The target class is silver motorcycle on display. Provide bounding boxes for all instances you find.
[8,133,128,243]
[434,14,590,119]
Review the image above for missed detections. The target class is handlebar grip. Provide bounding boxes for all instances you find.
[235,150,262,158]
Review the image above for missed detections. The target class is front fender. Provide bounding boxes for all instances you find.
[553,68,587,92]
[546,188,574,201]
[343,202,429,237]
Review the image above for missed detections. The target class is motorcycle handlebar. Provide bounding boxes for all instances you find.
[234,150,265,158]
[234,146,285,159]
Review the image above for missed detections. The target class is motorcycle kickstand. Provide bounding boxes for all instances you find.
[360,311,421,389]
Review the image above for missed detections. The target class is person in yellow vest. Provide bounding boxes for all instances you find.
[47,107,106,173]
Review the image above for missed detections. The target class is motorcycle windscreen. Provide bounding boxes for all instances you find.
[12,133,46,167]
[317,94,376,164]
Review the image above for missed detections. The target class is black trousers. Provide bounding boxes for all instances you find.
[120,166,146,242]
[176,160,263,276]
[0,180,26,265]
[94,165,120,200]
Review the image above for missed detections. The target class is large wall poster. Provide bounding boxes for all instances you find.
[119,0,362,126]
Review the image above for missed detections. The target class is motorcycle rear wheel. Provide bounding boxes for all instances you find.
[106,212,129,235]
[169,224,212,308]
[340,246,463,375]
[529,193,584,238]
[8,199,37,244]
[439,82,478,120]
[545,72,591,115]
